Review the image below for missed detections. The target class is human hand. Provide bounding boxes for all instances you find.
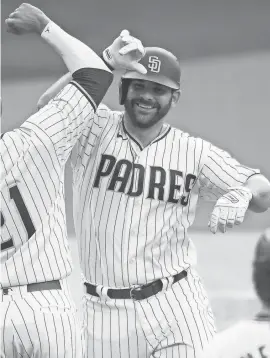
[5,3,50,35]
[208,187,252,234]
[102,30,147,74]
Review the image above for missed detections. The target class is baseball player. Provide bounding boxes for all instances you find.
[1,3,146,357]
[199,227,270,358]
[37,43,270,357]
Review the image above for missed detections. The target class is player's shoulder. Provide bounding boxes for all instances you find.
[0,128,29,148]
[173,129,231,160]
[170,126,191,138]
[96,103,124,125]
[170,126,208,147]
[77,103,123,142]
[0,129,31,178]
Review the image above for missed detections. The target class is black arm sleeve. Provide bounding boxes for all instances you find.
[70,68,113,109]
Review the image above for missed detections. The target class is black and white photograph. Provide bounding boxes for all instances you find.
[1,1,270,357]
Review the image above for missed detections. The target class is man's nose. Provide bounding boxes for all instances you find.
[139,90,155,102]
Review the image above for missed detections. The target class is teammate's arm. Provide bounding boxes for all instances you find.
[5,4,146,165]
[37,73,72,110]
[243,174,270,213]
[5,3,113,163]
[37,31,147,110]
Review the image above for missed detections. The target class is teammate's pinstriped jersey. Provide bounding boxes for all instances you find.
[1,68,113,288]
[199,316,270,358]
[72,104,260,287]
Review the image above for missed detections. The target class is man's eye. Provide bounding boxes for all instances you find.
[154,87,163,93]
[134,83,143,89]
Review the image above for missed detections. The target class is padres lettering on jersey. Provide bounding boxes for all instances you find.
[72,104,259,288]
[0,68,113,287]
[93,154,196,204]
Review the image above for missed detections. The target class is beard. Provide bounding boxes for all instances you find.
[124,97,172,129]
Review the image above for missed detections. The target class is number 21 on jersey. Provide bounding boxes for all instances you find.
[1,184,35,251]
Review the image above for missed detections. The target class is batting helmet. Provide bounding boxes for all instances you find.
[253,228,270,307]
[119,47,181,105]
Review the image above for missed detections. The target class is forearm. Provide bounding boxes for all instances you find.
[37,73,72,109]
[41,22,110,74]
[244,174,270,212]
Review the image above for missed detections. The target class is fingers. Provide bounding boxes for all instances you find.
[216,207,229,233]
[119,41,144,57]
[209,207,232,234]
[208,206,220,234]
[129,62,147,75]
[235,208,246,225]
[7,5,22,20]
[6,7,22,33]
[209,205,248,234]
[119,42,137,55]
[8,11,19,19]
[226,208,237,228]
[125,40,144,56]
[119,29,145,57]
[120,29,130,38]
[5,20,21,34]
[108,29,145,71]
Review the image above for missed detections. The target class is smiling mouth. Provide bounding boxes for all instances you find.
[135,103,156,110]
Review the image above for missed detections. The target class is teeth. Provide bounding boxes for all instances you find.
[137,103,154,109]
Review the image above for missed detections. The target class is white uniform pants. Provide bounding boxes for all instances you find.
[0,279,82,358]
[82,269,216,358]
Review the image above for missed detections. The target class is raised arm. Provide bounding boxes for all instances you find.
[37,73,72,110]
[37,29,147,110]
[4,3,146,164]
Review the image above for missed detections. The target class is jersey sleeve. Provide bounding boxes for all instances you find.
[20,68,113,165]
[198,141,260,201]
[70,103,114,175]
[0,130,27,182]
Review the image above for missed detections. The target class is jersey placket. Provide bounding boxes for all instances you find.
[124,133,159,284]
[124,138,144,283]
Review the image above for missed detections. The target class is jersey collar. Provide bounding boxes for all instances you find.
[118,117,171,150]
[116,113,128,140]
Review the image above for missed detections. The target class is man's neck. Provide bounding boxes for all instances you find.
[123,114,166,148]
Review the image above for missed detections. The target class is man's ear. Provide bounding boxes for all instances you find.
[171,89,181,107]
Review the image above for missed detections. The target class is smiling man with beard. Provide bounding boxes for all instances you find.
[124,79,175,128]
[37,45,270,358]
[120,47,180,144]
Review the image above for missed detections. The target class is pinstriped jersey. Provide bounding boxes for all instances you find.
[72,104,259,287]
[199,317,270,358]
[0,68,113,287]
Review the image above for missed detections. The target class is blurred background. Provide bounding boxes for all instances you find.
[1,0,270,328]
[2,0,269,234]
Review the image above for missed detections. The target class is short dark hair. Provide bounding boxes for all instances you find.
[252,262,270,307]
[252,229,270,308]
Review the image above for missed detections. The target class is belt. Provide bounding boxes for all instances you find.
[2,280,61,295]
[84,270,187,301]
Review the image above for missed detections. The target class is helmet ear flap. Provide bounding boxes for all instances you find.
[119,79,131,105]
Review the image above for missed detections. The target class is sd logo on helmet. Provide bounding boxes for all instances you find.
[119,47,181,104]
